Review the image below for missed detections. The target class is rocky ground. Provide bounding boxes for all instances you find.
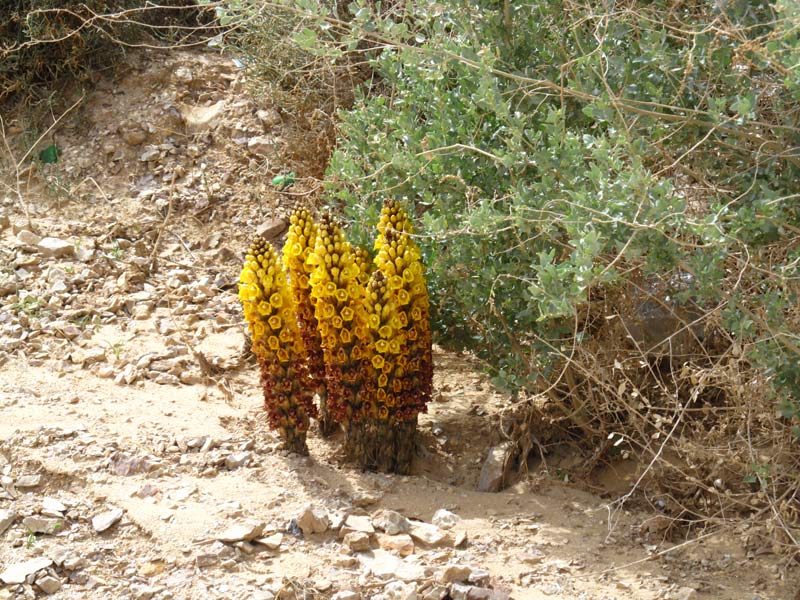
[0,48,798,600]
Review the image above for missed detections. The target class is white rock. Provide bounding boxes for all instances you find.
[22,515,63,534]
[41,497,67,516]
[0,557,53,584]
[16,230,41,246]
[92,507,123,532]
[407,521,448,546]
[36,574,62,595]
[225,451,252,470]
[375,580,417,600]
[296,505,330,535]
[254,532,283,550]
[0,508,17,535]
[140,147,160,162]
[16,473,42,488]
[247,135,277,156]
[432,509,460,530]
[342,514,375,535]
[367,550,426,582]
[372,509,409,535]
[343,531,371,552]
[215,520,265,542]
[331,592,360,600]
[38,237,75,258]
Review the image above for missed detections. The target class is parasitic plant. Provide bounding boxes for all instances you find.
[239,236,317,454]
[282,207,336,435]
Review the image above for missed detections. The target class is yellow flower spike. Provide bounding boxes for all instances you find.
[396,289,411,305]
[388,275,404,290]
[378,373,388,388]
[341,306,354,321]
[324,281,337,296]
[378,325,393,339]
[375,339,389,353]
[340,329,352,344]
[321,302,336,319]
[241,235,317,454]
[335,289,349,303]
[331,316,344,329]
[372,355,385,370]
[368,314,381,330]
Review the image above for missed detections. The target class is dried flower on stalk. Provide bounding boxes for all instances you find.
[239,237,317,454]
[282,207,335,435]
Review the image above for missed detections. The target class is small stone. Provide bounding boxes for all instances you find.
[0,558,53,585]
[37,237,75,258]
[377,533,415,557]
[257,108,282,129]
[342,514,375,535]
[343,531,372,552]
[22,515,63,534]
[432,509,460,530]
[368,550,425,581]
[41,497,67,516]
[35,575,62,595]
[255,218,288,241]
[407,521,448,546]
[254,532,283,550]
[0,508,17,535]
[92,507,123,532]
[520,549,545,564]
[140,147,160,162]
[16,230,41,246]
[378,581,417,600]
[671,587,698,600]
[225,451,252,470]
[215,519,266,542]
[371,509,409,535]
[423,587,448,600]
[454,530,468,548]
[295,505,330,535]
[441,564,472,584]
[467,569,491,586]
[16,474,43,488]
[449,584,472,600]
[247,136,277,156]
[331,592,360,600]
[122,129,147,146]
[477,442,515,493]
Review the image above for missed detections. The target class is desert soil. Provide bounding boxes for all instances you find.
[0,48,797,600]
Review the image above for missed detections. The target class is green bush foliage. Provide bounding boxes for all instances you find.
[231,0,800,534]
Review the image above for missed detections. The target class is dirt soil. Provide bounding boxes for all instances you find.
[0,48,797,600]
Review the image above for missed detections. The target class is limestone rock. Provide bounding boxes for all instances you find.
[295,505,330,535]
[477,442,515,493]
[215,520,266,542]
[407,521,448,546]
[372,509,409,535]
[377,533,415,557]
[0,508,16,535]
[0,557,53,585]
[432,509,460,530]
[22,515,63,534]
[92,507,124,532]
[37,237,75,258]
[343,531,372,552]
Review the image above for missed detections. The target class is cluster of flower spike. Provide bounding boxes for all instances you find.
[239,237,317,452]
[282,207,326,396]
[307,214,371,424]
[368,200,433,421]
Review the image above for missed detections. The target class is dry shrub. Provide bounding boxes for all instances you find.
[525,253,800,556]
[0,1,216,109]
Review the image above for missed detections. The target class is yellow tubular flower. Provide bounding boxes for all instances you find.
[283,207,331,433]
[309,214,370,426]
[239,236,317,454]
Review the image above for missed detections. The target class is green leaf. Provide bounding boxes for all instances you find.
[38,144,59,164]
